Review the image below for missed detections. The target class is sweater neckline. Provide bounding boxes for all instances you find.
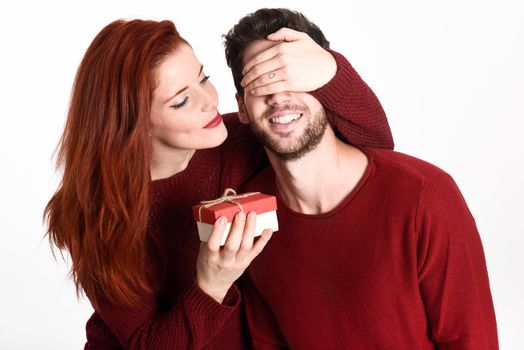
[150,149,207,192]
[272,147,375,219]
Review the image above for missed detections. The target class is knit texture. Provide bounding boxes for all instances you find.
[84,51,394,349]
[313,50,393,149]
[241,148,498,349]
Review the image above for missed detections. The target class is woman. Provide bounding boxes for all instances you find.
[45,18,392,349]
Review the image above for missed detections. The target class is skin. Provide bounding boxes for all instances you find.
[237,36,369,215]
[238,39,329,161]
[150,43,226,180]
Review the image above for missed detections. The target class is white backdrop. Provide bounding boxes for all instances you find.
[1,0,523,349]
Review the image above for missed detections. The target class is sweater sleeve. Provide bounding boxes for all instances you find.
[416,173,498,349]
[311,49,394,150]
[87,282,242,349]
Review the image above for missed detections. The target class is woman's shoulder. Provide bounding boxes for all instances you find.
[222,112,248,138]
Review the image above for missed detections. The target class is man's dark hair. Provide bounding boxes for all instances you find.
[224,8,330,96]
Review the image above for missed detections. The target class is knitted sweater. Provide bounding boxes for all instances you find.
[83,50,394,349]
[241,148,498,349]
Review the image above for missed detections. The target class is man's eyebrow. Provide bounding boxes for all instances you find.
[164,65,204,104]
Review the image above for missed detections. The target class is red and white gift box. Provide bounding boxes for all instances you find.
[192,188,278,246]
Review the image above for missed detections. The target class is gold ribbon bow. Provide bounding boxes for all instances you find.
[198,188,260,222]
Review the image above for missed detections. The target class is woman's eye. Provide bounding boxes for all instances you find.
[200,75,210,84]
[169,75,209,110]
[170,96,189,109]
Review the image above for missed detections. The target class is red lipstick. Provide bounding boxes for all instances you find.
[204,113,223,129]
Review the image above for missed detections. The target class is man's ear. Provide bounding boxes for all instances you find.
[235,92,250,124]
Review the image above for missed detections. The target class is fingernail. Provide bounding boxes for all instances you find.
[218,216,226,224]
[248,211,256,219]
[237,211,245,221]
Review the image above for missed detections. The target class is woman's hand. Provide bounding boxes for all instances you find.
[241,27,337,96]
[196,211,273,303]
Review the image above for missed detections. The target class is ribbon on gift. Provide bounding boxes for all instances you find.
[198,188,260,222]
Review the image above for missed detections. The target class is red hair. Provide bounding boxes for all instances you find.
[44,19,187,308]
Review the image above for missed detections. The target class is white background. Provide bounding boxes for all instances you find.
[1,0,522,348]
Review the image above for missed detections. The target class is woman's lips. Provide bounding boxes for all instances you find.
[203,113,223,129]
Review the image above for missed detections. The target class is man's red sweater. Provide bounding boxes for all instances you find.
[241,148,498,349]
[83,51,394,349]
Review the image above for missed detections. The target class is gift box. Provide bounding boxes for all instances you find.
[192,188,279,246]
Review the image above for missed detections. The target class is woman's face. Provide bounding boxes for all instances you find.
[150,44,226,155]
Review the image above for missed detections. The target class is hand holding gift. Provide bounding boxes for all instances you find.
[192,188,279,245]
[193,189,278,303]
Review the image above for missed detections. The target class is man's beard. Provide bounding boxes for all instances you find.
[249,105,328,161]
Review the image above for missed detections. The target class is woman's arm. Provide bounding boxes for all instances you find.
[88,283,242,350]
[86,212,271,349]
[312,49,394,149]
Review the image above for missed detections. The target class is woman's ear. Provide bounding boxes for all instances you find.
[235,93,250,124]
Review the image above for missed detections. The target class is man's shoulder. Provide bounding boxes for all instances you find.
[221,112,259,147]
[222,111,239,124]
[365,148,466,212]
[366,147,450,183]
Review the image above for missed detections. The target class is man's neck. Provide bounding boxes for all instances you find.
[268,129,368,215]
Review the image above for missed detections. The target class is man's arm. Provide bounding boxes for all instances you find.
[416,173,498,349]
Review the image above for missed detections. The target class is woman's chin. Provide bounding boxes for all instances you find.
[198,125,228,149]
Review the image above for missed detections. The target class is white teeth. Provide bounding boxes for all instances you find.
[270,113,301,124]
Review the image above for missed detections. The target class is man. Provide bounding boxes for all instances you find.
[224,8,498,349]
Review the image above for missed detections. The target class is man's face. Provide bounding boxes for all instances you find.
[237,39,328,161]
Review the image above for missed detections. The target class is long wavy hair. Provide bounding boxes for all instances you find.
[44,19,187,309]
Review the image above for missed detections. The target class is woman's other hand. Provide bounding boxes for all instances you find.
[241,27,337,96]
[196,211,273,303]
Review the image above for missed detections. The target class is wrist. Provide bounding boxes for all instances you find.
[324,50,337,84]
[196,278,230,304]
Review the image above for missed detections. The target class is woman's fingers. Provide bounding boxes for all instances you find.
[238,211,257,254]
[216,210,271,263]
[241,29,336,95]
[241,58,284,88]
[247,80,290,97]
[243,66,289,92]
[207,216,227,253]
[241,28,306,76]
[195,212,273,303]
[242,45,280,77]
[222,211,245,259]
[250,229,273,258]
[267,27,307,42]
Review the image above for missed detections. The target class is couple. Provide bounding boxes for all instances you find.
[45,8,497,349]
